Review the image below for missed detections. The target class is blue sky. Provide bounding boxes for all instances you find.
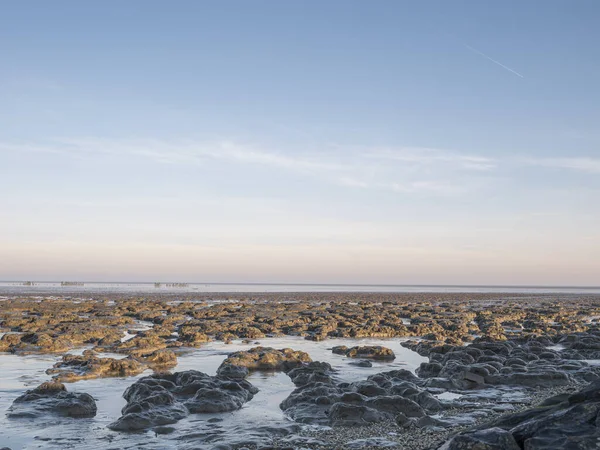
[1,1,599,285]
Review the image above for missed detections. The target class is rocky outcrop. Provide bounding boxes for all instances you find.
[439,428,520,450]
[217,347,311,375]
[47,351,145,381]
[332,345,396,360]
[0,332,73,354]
[558,331,600,360]
[280,363,438,426]
[46,349,177,382]
[439,381,600,450]
[7,381,97,418]
[407,337,600,390]
[108,370,258,431]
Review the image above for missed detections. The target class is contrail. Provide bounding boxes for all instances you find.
[464,43,524,78]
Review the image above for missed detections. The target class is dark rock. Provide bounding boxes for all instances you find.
[7,381,97,418]
[217,364,249,380]
[439,428,520,450]
[440,381,600,450]
[108,370,258,431]
[328,403,387,426]
[349,360,373,367]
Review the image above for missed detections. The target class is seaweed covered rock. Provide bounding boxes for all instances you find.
[47,350,146,381]
[217,346,311,374]
[46,349,177,382]
[7,381,97,418]
[0,332,73,354]
[332,345,396,361]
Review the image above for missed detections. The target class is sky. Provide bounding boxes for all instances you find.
[1,0,599,285]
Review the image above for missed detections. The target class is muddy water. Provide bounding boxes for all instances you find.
[0,337,426,450]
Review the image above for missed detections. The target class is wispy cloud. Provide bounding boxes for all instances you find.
[367,147,497,171]
[521,157,600,174]
[2,138,489,196]
[464,43,524,78]
[11,139,599,199]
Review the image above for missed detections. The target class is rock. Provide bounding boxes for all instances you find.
[440,381,600,450]
[153,425,176,434]
[332,345,396,360]
[217,364,249,380]
[328,403,387,426]
[108,370,258,431]
[141,349,178,368]
[46,351,146,381]
[485,371,572,388]
[417,362,443,378]
[7,381,97,418]
[286,361,336,387]
[0,332,73,354]
[415,415,451,429]
[395,412,414,427]
[46,348,177,382]
[349,360,373,367]
[332,345,349,355]
[280,363,442,427]
[439,428,520,450]
[112,332,168,356]
[108,389,188,431]
[464,371,485,385]
[218,347,311,373]
[365,395,425,417]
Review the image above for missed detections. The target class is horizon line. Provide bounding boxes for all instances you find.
[1,280,600,289]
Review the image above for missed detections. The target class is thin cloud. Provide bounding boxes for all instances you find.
[367,147,497,171]
[464,44,524,78]
[0,138,499,195]
[522,157,600,174]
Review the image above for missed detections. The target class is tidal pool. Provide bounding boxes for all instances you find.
[0,336,426,450]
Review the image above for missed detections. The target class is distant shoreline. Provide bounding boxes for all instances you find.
[1,281,599,295]
[1,281,599,289]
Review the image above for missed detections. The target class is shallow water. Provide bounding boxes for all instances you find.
[0,337,426,449]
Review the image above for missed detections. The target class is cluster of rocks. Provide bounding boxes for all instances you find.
[2,293,600,357]
[557,330,600,360]
[0,298,135,354]
[6,381,97,419]
[107,370,258,431]
[46,348,177,382]
[404,334,600,392]
[280,362,442,427]
[441,380,600,450]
